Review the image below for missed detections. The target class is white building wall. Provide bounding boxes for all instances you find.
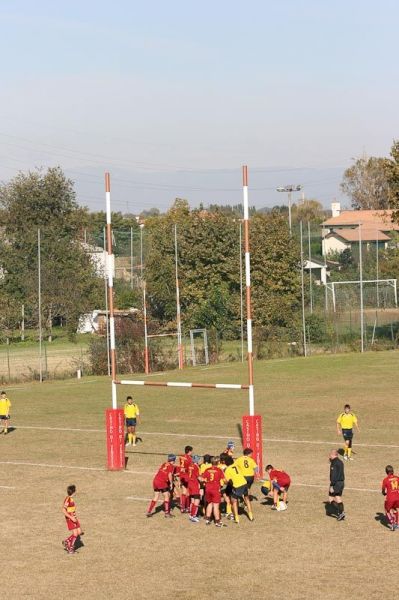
[324,236,349,255]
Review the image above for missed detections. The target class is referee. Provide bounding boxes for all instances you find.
[328,450,345,521]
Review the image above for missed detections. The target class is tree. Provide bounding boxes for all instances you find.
[341,155,391,209]
[386,140,399,218]
[293,199,325,223]
[0,167,103,338]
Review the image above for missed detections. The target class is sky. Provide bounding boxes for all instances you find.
[0,0,398,212]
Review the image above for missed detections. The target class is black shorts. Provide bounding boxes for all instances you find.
[330,481,344,496]
[154,487,170,493]
[342,429,353,441]
[125,418,137,427]
[232,485,248,499]
[245,476,254,489]
[224,482,232,497]
[0,415,10,420]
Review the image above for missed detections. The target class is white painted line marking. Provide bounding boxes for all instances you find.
[294,482,379,493]
[126,496,151,501]
[10,425,399,450]
[0,460,152,475]
[0,485,16,489]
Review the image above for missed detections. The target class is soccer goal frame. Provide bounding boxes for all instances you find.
[325,279,398,312]
[189,328,209,366]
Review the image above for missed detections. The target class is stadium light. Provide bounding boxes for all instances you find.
[276,184,303,234]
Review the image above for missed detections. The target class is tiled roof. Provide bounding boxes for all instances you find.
[323,209,399,230]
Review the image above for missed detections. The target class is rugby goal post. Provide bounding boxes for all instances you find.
[104,167,263,475]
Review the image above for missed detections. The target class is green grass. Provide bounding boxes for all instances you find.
[2,351,399,599]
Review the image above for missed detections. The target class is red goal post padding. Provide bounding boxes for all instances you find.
[106,409,125,470]
[242,415,263,478]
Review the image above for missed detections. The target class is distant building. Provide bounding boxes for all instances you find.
[321,204,399,255]
[304,258,329,285]
[77,308,139,334]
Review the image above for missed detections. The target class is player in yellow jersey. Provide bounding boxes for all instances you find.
[0,391,11,435]
[224,456,254,523]
[124,396,140,446]
[336,404,359,461]
[235,448,258,492]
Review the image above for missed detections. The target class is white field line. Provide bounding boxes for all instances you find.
[0,485,16,490]
[12,425,399,450]
[0,460,380,495]
[0,460,152,475]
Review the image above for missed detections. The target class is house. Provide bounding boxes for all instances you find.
[77,308,139,334]
[304,258,329,285]
[321,204,399,255]
[80,242,107,276]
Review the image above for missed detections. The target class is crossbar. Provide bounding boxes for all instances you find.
[116,380,248,390]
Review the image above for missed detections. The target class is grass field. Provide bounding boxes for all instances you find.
[2,351,399,599]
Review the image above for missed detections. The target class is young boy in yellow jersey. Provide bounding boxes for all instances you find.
[336,404,359,461]
[124,396,140,446]
[235,448,258,491]
[224,456,254,523]
[0,391,11,435]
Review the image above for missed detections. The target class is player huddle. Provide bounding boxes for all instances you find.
[146,442,291,525]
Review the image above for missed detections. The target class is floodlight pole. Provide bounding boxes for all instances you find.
[376,228,379,308]
[300,222,308,357]
[359,223,364,353]
[242,166,255,416]
[38,228,43,383]
[105,173,117,408]
[140,223,150,374]
[174,224,184,369]
[239,221,244,363]
[308,221,313,314]
[130,226,134,290]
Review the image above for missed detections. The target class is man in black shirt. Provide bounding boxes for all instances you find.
[328,450,345,521]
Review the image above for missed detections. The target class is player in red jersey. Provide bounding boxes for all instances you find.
[200,456,226,527]
[266,465,291,510]
[381,465,399,531]
[62,484,82,555]
[147,454,176,518]
[187,455,201,523]
[178,445,193,513]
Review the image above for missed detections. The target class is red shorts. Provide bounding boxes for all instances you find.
[205,488,221,504]
[385,498,399,512]
[66,517,80,531]
[188,480,200,496]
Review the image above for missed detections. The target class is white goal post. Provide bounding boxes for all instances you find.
[326,279,398,312]
[189,328,209,366]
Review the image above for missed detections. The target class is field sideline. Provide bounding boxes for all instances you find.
[2,351,399,600]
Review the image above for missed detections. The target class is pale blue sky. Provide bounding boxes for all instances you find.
[0,0,398,211]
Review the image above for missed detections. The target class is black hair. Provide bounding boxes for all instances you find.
[386,465,394,475]
[265,464,273,471]
[0,391,5,394]
[344,404,351,409]
[127,396,133,400]
[185,445,193,454]
[211,456,219,466]
[67,484,76,496]
[243,448,253,456]
[203,454,211,463]
[219,453,228,464]
[225,456,234,467]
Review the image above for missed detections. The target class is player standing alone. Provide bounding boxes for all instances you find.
[62,485,82,555]
[328,450,345,521]
[0,391,11,435]
[336,404,359,461]
[381,465,399,531]
[124,396,140,446]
